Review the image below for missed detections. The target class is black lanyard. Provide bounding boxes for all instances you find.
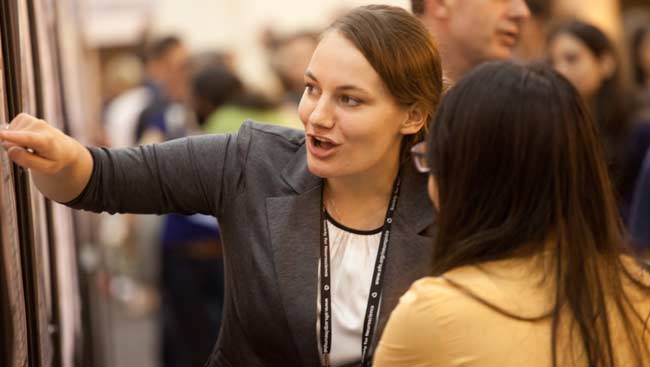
[319,175,402,367]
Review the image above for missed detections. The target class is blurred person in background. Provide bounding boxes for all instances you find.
[548,21,641,217]
[266,30,319,108]
[156,64,253,367]
[202,88,294,134]
[98,35,192,319]
[192,65,244,131]
[135,52,227,367]
[631,25,650,120]
[374,61,650,367]
[157,80,224,367]
[159,212,223,367]
[1,5,442,367]
[191,63,284,134]
[102,35,191,299]
[159,68,250,366]
[104,36,189,148]
[513,0,553,61]
[411,0,530,83]
[102,54,146,148]
[630,149,650,254]
[627,26,650,253]
[195,49,301,134]
[135,36,191,144]
[191,50,237,76]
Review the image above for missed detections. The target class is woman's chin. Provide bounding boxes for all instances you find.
[306,157,338,179]
[306,162,330,179]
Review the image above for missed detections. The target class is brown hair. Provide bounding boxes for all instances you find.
[143,35,182,63]
[428,61,650,366]
[327,5,443,158]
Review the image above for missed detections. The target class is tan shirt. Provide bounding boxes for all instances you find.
[374,255,650,367]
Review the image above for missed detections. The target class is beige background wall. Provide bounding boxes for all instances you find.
[82,0,409,92]
[147,0,409,91]
[555,0,622,39]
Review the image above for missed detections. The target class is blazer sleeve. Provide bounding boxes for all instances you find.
[65,123,251,217]
[373,279,453,367]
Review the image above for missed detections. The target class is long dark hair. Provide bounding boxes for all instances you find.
[549,21,631,190]
[427,62,650,366]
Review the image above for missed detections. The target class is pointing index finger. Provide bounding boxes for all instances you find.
[0,130,50,153]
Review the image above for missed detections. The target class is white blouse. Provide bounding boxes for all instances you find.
[317,212,383,366]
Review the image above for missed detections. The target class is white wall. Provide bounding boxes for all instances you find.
[555,0,621,37]
[150,0,409,50]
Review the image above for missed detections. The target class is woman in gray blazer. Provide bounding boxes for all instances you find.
[1,5,442,367]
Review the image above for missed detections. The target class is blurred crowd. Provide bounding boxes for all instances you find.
[89,1,650,366]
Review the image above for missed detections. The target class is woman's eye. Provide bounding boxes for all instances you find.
[340,95,361,107]
[305,84,317,95]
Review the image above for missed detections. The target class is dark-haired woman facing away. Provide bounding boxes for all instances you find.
[374,62,650,367]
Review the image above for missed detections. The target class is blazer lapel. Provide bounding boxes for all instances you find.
[267,146,436,362]
[267,144,322,365]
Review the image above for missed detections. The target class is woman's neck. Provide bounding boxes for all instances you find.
[323,157,400,231]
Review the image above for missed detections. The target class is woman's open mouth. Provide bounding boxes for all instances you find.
[307,135,339,159]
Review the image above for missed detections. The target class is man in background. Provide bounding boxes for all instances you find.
[412,0,531,83]
[104,36,190,147]
[135,36,191,143]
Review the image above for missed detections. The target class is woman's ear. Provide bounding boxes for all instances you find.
[400,104,428,136]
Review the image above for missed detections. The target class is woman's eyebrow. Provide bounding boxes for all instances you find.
[336,85,368,94]
[305,70,318,81]
[305,70,370,95]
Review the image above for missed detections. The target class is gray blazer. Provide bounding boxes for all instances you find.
[69,121,435,367]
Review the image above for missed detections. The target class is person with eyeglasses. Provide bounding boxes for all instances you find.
[374,62,650,367]
[0,6,442,367]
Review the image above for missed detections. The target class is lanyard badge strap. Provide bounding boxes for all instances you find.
[320,175,402,367]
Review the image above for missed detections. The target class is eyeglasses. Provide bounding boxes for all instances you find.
[410,142,431,174]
